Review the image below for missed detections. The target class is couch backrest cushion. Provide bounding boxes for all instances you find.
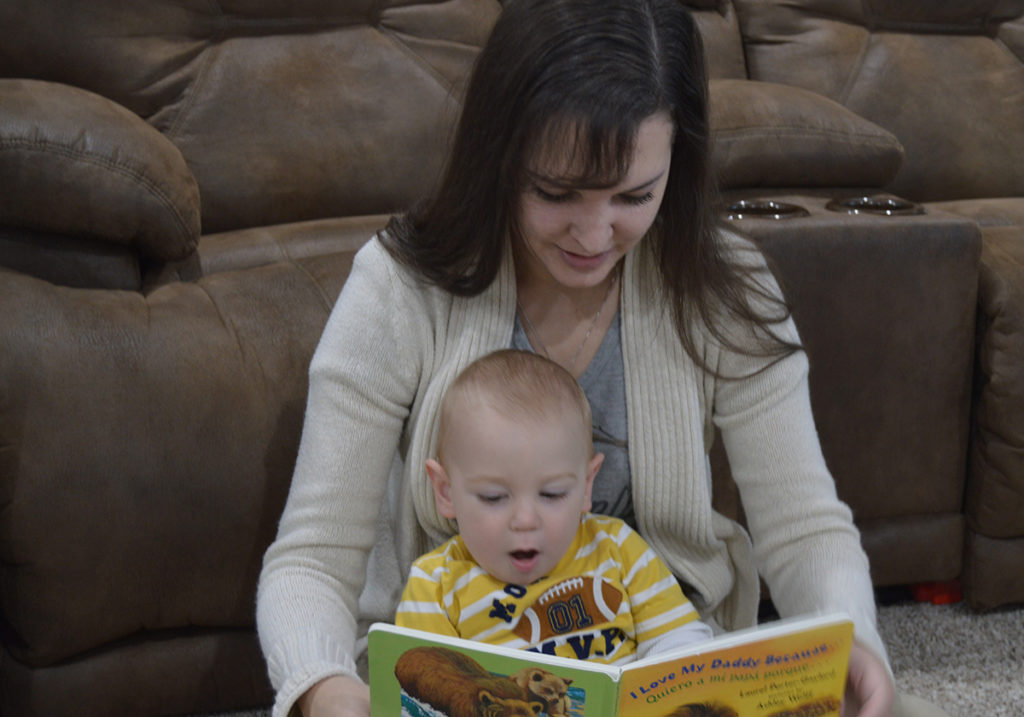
[686,0,749,80]
[0,0,500,234]
[710,79,903,190]
[0,0,755,240]
[734,0,1024,202]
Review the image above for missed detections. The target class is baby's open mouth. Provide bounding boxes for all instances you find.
[509,549,540,575]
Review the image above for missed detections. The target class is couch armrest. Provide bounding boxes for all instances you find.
[970,225,1024,538]
[0,80,200,271]
[710,79,904,190]
[711,194,979,590]
[965,224,1024,609]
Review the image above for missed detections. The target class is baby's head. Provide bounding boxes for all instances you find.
[427,349,603,585]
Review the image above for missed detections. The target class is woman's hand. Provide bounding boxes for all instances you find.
[842,640,896,717]
[298,674,370,717]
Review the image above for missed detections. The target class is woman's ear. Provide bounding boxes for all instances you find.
[426,458,457,519]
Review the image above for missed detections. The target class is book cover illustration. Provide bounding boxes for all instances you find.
[368,613,852,717]
[369,624,618,717]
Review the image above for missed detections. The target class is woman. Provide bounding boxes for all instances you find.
[257,1,920,715]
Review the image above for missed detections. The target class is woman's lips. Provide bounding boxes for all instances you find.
[559,248,610,271]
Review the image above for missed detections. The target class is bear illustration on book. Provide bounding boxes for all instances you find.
[395,645,576,717]
[510,667,573,716]
[393,645,750,717]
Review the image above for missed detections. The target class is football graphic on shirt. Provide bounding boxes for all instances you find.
[512,576,623,644]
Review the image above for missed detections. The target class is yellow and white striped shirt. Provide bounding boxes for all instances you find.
[395,514,711,664]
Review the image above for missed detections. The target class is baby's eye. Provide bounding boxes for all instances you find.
[621,191,655,206]
[477,494,506,505]
[540,491,568,501]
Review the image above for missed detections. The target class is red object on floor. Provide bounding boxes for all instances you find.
[911,579,963,604]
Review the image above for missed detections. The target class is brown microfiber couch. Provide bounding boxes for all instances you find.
[0,1,1019,715]
[721,0,1024,612]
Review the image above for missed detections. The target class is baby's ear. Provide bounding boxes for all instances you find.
[582,452,604,513]
[426,459,457,519]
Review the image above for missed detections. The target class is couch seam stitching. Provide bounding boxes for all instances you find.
[293,259,335,312]
[376,25,469,97]
[194,279,272,399]
[163,0,224,141]
[837,26,873,107]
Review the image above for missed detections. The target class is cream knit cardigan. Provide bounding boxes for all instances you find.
[257,234,883,716]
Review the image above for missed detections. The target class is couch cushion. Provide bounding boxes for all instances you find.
[0,251,354,666]
[710,79,904,190]
[0,631,272,717]
[733,0,1024,202]
[0,79,200,263]
[687,0,748,80]
[0,1,501,234]
[148,215,388,286]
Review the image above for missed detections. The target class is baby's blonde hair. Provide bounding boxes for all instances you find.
[435,349,593,463]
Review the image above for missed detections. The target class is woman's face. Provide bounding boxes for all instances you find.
[515,112,674,292]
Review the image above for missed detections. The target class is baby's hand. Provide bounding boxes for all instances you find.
[298,675,370,717]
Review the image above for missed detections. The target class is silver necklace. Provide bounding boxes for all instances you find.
[517,267,620,374]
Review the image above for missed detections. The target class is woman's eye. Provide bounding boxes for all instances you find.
[622,191,655,206]
[533,186,573,203]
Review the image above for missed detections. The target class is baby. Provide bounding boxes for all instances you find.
[395,349,712,665]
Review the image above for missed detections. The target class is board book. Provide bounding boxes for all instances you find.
[368,612,853,717]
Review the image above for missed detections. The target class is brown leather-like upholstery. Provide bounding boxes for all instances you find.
[709,80,904,189]
[968,226,1024,608]
[713,196,981,589]
[0,1,499,235]
[0,1,1021,714]
[729,0,1024,611]
[734,0,1024,202]
[0,80,200,261]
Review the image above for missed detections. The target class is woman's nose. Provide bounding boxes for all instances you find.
[569,207,613,251]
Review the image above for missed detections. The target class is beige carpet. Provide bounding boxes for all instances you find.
[878,599,1024,717]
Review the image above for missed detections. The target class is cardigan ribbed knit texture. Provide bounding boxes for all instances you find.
[256,234,883,717]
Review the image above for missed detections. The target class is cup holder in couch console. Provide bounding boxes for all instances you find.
[825,195,925,216]
[723,200,810,220]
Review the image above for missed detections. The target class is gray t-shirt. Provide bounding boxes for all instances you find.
[512,310,635,527]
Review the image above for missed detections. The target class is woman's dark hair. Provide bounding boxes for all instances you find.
[382,0,799,373]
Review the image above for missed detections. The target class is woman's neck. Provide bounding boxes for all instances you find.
[514,252,622,377]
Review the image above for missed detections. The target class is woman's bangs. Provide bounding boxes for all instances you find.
[526,113,638,189]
